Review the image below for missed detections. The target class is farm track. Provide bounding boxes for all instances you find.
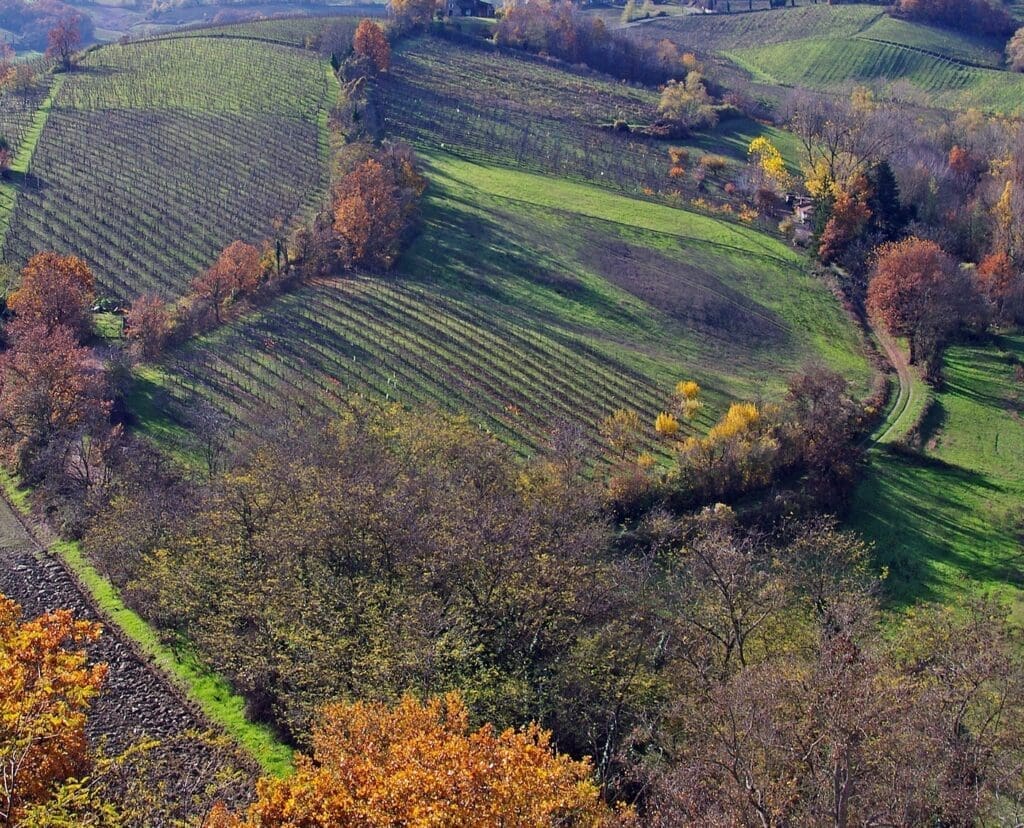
[870,325,920,445]
[0,493,256,819]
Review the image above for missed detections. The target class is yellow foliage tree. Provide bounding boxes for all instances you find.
[209,693,630,827]
[675,380,702,418]
[0,595,106,825]
[747,136,791,191]
[655,411,679,437]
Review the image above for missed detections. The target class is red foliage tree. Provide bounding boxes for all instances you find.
[0,321,108,479]
[867,237,983,371]
[45,14,81,72]
[7,252,95,341]
[124,294,171,360]
[975,250,1024,324]
[353,19,390,74]
[333,158,405,270]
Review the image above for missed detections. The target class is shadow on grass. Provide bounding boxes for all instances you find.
[850,447,1020,609]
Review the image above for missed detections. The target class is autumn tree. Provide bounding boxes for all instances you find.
[353,19,390,74]
[389,0,437,25]
[658,73,717,132]
[975,250,1024,324]
[1009,26,1024,71]
[747,135,791,192]
[867,237,984,371]
[0,595,107,825]
[817,183,872,265]
[190,240,262,324]
[334,158,403,269]
[124,294,172,360]
[7,252,95,341]
[0,321,109,482]
[210,693,630,827]
[45,15,82,72]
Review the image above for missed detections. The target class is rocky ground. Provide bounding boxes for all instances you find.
[0,495,257,823]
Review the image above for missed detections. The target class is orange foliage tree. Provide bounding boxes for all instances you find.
[190,241,262,324]
[333,159,405,270]
[353,19,390,74]
[7,252,95,341]
[389,0,437,25]
[209,693,630,827]
[0,595,106,825]
[975,250,1024,324]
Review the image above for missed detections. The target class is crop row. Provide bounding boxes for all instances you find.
[5,108,324,298]
[379,42,678,197]
[66,38,328,120]
[163,278,669,454]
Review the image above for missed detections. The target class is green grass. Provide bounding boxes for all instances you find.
[729,31,1024,115]
[850,336,1024,620]
[145,151,870,456]
[858,15,1007,68]
[0,76,62,250]
[0,471,294,776]
[635,4,883,52]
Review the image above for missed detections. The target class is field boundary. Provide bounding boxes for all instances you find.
[0,472,294,776]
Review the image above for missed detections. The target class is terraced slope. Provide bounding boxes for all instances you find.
[147,152,871,455]
[3,36,337,300]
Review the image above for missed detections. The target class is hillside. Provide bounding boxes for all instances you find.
[851,336,1024,619]
[142,150,870,455]
[1,34,338,300]
[638,4,1024,114]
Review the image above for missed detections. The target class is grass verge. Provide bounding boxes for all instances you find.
[0,470,294,776]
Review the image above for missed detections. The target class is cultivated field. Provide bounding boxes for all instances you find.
[851,336,1024,619]
[378,37,798,202]
[640,3,1024,114]
[145,151,871,455]
[2,36,337,300]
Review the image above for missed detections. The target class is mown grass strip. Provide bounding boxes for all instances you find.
[0,470,294,777]
[0,74,64,250]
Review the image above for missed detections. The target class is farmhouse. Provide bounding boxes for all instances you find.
[445,0,496,16]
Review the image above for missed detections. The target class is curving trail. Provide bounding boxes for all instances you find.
[0,493,255,820]
[872,325,916,445]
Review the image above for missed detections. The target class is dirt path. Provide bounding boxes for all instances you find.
[871,325,922,445]
[0,494,255,819]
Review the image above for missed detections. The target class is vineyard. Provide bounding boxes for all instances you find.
[378,38,673,197]
[634,4,883,53]
[2,36,337,300]
[145,152,871,454]
[153,13,367,49]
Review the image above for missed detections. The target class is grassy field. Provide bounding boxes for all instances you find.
[2,36,337,300]
[730,36,1024,113]
[851,336,1024,619]
[145,150,871,455]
